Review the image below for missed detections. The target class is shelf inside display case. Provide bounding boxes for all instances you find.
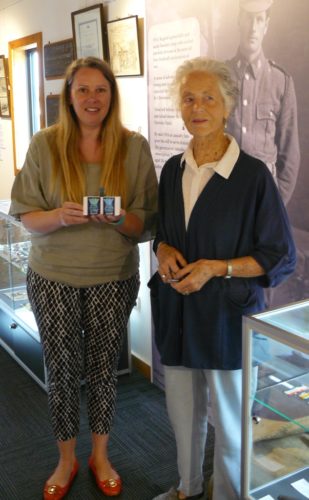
[0,285,38,335]
[0,240,31,274]
[251,467,309,500]
[242,299,309,500]
[0,285,29,308]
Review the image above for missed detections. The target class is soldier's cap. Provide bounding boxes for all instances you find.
[240,0,273,12]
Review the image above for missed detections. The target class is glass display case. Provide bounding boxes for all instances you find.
[0,200,45,389]
[0,200,130,391]
[242,299,309,500]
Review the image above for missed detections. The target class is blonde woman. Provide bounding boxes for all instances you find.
[10,57,157,499]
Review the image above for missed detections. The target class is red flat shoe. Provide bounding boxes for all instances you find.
[43,459,79,500]
[89,457,122,497]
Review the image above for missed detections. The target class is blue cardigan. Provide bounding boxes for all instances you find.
[149,150,296,369]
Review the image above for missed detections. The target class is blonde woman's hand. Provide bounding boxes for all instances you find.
[90,208,126,226]
[58,202,89,227]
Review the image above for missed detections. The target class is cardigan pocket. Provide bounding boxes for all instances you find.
[224,279,257,311]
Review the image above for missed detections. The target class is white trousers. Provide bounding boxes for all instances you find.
[164,365,243,500]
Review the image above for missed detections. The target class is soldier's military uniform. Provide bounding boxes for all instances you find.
[226,0,300,206]
[226,50,300,205]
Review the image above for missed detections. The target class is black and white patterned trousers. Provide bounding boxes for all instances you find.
[27,267,139,441]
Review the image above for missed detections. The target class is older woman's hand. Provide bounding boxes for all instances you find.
[157,242,187,282]
[171,259,226,295]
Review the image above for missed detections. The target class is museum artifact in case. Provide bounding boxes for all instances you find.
[242,299,309,500]
[0,201,130,391]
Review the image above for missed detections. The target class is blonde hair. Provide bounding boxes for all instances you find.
[170,57,238,114]
[48,57,129,205]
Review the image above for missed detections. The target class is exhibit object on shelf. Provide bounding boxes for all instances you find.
[107,15,141,77]
[242,299,309,500]
[71,4,106,59]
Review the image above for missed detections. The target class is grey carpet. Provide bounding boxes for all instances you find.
[0,346,214,499]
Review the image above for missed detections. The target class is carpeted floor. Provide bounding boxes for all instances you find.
[0,346,214,500]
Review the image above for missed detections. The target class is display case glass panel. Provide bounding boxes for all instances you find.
[242,299,309,500]
[0,200,38,336]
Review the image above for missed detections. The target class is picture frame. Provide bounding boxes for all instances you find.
[46,94,60,126]
[44,39,74,79]
[71,4,106,60]
[107,15,141,77]
[0,55,11,118]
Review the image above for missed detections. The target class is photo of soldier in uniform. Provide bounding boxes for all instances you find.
[225,0,304,307]
[226,0,300,207]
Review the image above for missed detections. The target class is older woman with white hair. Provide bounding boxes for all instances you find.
[149,57,296,500]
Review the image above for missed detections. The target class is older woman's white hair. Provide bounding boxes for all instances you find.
[170,57,238,114]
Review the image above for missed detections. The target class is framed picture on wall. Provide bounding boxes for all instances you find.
[107,16,141,77]
[71,4,106,60]
[46,94,60,126]
[0,55,11,118]
[44,39,74,79]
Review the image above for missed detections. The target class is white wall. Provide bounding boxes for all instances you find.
[0,0,153,367]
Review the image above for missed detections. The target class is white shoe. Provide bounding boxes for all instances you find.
[152,487,180,500]
[152,486,205,500]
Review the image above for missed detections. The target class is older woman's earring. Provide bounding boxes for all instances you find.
[223,117,227,129]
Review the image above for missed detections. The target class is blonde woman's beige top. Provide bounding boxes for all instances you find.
[10,128,158,287]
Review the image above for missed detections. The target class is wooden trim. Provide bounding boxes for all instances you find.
[9,32,45,175]
[131,354,151,380]
[36,33,46,131]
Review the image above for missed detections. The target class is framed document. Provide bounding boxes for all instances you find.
[71,4,105,59]
[107,16,141,77]
[44,39,74,79]
[0,55,11,118]
[46,94,60,126]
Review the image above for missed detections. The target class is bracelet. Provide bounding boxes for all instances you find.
[59,212,68,227]
[224,259,233,279]
[107,214,125,226]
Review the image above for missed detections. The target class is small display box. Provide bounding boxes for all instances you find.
[241,299,309,500]
[83,196,121,216]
